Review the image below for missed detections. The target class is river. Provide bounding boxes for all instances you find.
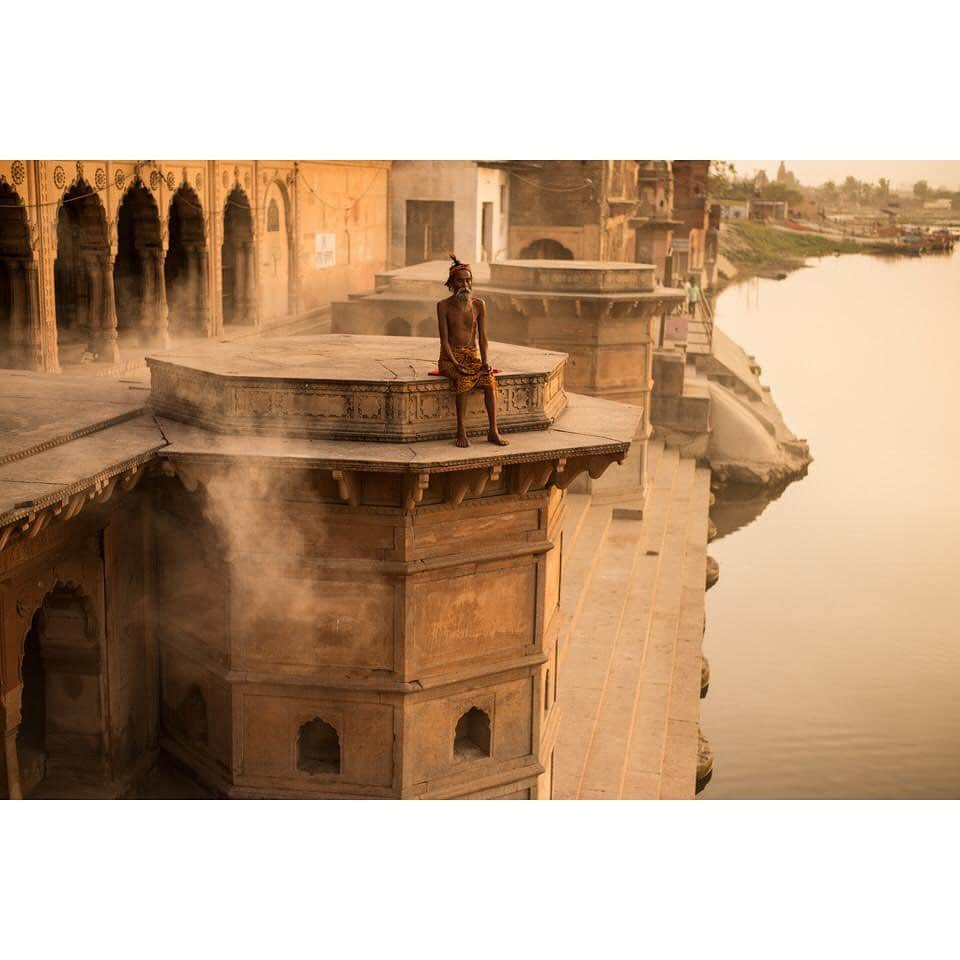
[698,250,960,799]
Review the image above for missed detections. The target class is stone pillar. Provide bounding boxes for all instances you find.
[244,241,257,327]
[84,250,102,359]
[23,259,43,371]
[156,249,169,347]
[232,245,246,324]
[5,259,26,368]
[199,246,210,334]
[99,254,120,363]
[141,247,155,344]
[1,686,23,800]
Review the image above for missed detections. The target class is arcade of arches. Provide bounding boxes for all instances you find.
[0,159,390,372]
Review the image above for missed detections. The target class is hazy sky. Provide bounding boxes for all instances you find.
[731,160,960,191]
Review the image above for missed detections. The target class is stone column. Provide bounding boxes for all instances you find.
[84,250,102,359]
[233,245,246,324]
[100,254,120,363]
[199,246,210,334]
[154,249,170,348]
[1,686,23,800]
[140,248,155,344]
[5,259,26,368]
[185,243,204,333]
[244,241,257,327]
[23,259,43,371]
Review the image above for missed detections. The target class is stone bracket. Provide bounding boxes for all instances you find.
[552,453,624,490]
[404,472,430,514]
[445,464,502,506]
[331,469,359,507]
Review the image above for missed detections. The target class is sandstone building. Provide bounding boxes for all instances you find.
[0,160,388,373]
[0,335,639,799]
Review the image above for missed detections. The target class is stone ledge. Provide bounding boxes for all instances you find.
[147,335,568,443]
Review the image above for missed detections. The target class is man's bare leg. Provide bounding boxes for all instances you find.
[455,392,470,447]
[483,384,509,445]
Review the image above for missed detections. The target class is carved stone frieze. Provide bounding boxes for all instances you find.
[146,341,567,443]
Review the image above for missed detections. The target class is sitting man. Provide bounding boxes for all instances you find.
[436,255,508,447]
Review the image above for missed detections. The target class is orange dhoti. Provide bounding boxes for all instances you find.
[438,346,496,395]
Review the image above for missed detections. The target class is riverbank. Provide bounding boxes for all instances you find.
[715,221,888,289]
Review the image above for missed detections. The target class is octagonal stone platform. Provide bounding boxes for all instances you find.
[488,259,657,294]
[147,335,567,443]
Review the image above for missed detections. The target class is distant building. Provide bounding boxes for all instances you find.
[388,161,510,269]
[717,199,751,220]
[750,200,789,222]
[506,160,640,262]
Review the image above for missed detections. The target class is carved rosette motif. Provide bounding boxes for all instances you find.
[195,172,203,190]
[11,160,25,185]
[150,170,161,190]
[95,167,106,190]
[115,169,126,190]
[53,165,66,190]
[167,171,176,191]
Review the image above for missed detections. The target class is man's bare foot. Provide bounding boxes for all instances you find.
[488,430,509,446]
[456,433,470,447]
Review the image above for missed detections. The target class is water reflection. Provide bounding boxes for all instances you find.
[698,250,960,799]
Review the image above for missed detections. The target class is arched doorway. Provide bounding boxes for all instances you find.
[165,185,208,336]
[115,182,165,347]
[260,181,291,323]
[0,183,35,369]
[518,238,575,260]
[16,584,105,798]
[54,181,113,365]
[222,187,254,326]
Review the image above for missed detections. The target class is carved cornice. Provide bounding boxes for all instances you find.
[0,461,149,556]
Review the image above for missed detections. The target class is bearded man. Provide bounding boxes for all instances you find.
[436,255,508,447]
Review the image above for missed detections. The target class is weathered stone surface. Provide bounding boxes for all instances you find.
[488,259,656,294]
[148,334,567,442]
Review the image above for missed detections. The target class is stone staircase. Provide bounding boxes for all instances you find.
[554,439,711,799]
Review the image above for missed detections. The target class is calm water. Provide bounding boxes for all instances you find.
[699,251,960,799]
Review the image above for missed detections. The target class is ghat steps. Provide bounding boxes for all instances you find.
[554,439,711,799]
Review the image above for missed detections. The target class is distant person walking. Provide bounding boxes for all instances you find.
[687,277,700,316]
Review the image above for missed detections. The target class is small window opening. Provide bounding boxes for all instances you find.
[297,717,341,774]
[544,669,551,713]
[454,707,491,761]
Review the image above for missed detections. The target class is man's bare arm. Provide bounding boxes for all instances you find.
[476,299,490,369]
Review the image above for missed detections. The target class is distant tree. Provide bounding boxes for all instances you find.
[821,181,839,205]
[707,161,735,196]
[913,180,930,202]
[842,176,860,203]
[876,178,891,205]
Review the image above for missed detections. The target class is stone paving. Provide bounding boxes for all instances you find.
[554,439,711,799]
